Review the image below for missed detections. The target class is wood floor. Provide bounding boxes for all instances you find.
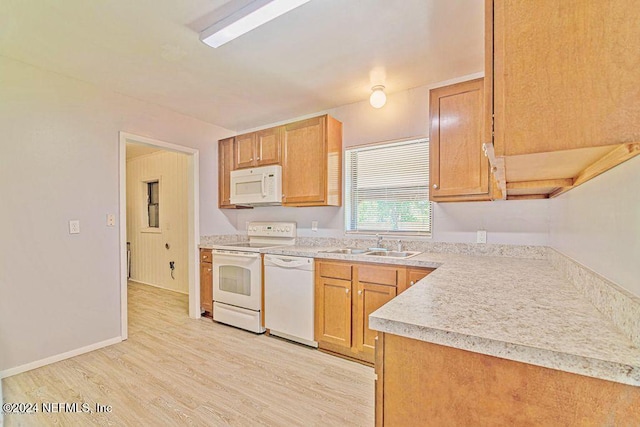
[3,282,375,426]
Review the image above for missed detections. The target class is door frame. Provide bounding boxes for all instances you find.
[119,132,201,340]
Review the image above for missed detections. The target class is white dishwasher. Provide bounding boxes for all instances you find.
[264,255,317,347]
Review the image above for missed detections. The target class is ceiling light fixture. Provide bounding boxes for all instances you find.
[370,85,386,108]
[200,0,311,48]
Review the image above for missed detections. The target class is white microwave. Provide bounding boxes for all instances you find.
[230,165,283,206]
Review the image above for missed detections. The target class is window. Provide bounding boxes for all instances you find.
[147,180,159,228]
[345,139,431,234]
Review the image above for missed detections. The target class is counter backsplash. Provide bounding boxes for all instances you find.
[548,248,640,348]
[200,234,547,259]
[200,234,249,247]
[296,237,549,259]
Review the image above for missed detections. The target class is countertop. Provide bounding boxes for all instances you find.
[201,241,640,386]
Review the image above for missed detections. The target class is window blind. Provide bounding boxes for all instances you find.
[345,139,431,234]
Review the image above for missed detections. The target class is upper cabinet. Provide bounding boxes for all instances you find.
[486,0,640,199]
[218,137,239,209]
[218,115,342,209]
[430,78,491,202]
[282,115,342,207]
[234,126,282,169]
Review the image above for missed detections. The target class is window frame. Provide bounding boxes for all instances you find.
[344,138,432,237]
[141,177,162,233]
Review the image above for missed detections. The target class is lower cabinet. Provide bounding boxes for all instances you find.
[315,260,432,364]
[405,267,434,293]
[375,333,640,426]
[316,274,352,349]
[354,281,396,361]
[200,249,213,315]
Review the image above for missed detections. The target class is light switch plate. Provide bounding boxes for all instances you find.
[107,214,115,227]
[69,220,80,234]
[476,230,487,244]
[311,221,318,231]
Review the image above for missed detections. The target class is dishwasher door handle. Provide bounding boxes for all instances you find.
[265,256,311,269]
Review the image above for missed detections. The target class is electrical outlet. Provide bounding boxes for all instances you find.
[69,220,80,234]
[107,214,115,227]
[477,230,487,244]
[311,220,318,232]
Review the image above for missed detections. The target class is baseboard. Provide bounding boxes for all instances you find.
[128,279,188,295]
[0,336,122,379]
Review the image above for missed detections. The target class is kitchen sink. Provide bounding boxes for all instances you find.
[364,250,421,258]
[322,248,421,259]
[323,248,369,255]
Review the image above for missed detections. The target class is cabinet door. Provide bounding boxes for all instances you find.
[402,268,434,294]
[283,116,326,205]
[429,78,490,202]
[234,133,256,169]
[256,126,282,166]
[315,276,352,349]
[218,137,235,208]
[492,0,640,157]
[200,260,213,313]
[354,281,396,361]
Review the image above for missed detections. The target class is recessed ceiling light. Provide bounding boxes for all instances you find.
[200,0,311,48]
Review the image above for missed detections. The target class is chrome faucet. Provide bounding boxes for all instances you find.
[376,234,383,248]
[396,239,402,252]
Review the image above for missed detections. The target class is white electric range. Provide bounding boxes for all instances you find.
[210,221,296,333]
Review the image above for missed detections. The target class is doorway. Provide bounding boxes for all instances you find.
[119,132,200,340]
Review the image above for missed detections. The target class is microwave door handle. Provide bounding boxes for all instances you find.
[261,173,267,197]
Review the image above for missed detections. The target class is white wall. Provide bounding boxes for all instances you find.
[0,56,235,374]
[549,155,640,298]
[230,78,551,246]
[126,150,189,294]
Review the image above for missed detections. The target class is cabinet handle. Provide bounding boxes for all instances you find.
[207,268,212,272]
[257,157,261,160]
[410,281,415,286]
[345,288,350,294]
[249,158,253,161]
[433,184,439,189]
[358,290,362,296]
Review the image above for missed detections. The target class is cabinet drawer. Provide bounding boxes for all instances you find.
[319,262,352,280]
[357,265,399,287]
[200,250,212,263]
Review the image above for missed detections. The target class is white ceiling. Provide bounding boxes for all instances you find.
[0,0,484,131]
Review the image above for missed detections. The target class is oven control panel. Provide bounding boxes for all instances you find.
[247,221,297,238]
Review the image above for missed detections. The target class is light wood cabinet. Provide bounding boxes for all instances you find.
[429,78,490,202]
[218,137,253,209]
[315,260,405,364]
[200,249,213,315]
[486,0,640,199]
[375,333,640,426]
[354,281,396,361]
[282,115,342,207]
[233,127,282,169]
[315,275,353,350]
[218,137,235,209]
[403,267,434,294]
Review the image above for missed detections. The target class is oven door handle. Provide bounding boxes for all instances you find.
[213,251,260,259]
[261,173,267,198]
